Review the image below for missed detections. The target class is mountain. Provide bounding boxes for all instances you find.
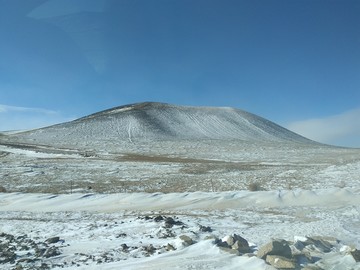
[5,102,315,148]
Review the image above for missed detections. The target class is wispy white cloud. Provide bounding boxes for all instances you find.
[0,104,58,114]
[286,108,360,147]
[0,104,75,131]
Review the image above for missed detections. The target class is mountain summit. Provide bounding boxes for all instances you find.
[8,102,315,147]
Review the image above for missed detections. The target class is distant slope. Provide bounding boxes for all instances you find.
[5,102,316,147]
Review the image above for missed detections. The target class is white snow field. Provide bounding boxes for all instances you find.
[1,102,360,269]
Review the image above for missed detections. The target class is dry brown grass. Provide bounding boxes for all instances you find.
[118,153,218,164]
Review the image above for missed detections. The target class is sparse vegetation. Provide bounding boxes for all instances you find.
[248,182,262,192]
[1,138,360,193]
[0,185,7,192]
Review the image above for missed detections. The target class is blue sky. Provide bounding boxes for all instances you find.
[0,0,359,147]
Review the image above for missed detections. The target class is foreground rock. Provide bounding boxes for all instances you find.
[214,234,360,269]
[257,239,292,260]
[216,234,252,255]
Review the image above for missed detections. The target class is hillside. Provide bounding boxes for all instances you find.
[4,102,315,149]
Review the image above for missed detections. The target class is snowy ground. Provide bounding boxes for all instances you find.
[1,137,360,269]
[1,189,360,269]
[1,141,360,193]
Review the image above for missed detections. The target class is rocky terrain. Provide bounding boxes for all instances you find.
[1,213,360,270]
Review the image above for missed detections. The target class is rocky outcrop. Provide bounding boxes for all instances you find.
[257,239,292,260]
[259,236,360,269]
[215,234,252,255]
[213,234,360,269]
[0,232,64,270]
[1,215,359,270]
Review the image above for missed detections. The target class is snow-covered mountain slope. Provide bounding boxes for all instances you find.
[6,102,315,148]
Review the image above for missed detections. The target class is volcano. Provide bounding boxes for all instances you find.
[6,102,315,148]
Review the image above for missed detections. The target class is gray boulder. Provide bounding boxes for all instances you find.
[257,239,292,259]
[220,234,251,253]
[232,234,251,253]
[304,236,336,253]
[179,235,193,246]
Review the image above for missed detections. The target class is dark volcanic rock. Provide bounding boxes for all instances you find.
[199,225,212,232]
[350,249,360,262]
[0,250,16,263]
[164,217,184,228]
[154,215,164,222]
[43,246,61,258]
[45,237,60,244]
